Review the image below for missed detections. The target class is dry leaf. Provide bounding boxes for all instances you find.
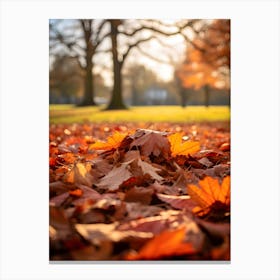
[126,227,195,260]
[130,129,170,157]
[137,158,163,181]
[168,132,200,157]
[124,186,154,205]
[188,176,230,216]
[157,193,196,211]
[75,223,153,244]
[89,131,127,151]
[63,162,94,187]
[96,163,132,191]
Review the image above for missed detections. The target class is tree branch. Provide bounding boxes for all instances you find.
[121,36,154,65]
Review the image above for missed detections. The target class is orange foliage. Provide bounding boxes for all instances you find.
[89,131,127,151]
[177,19,230,90]
[188,176,230,216]
[126,227,195,260]
[168,132,200,157]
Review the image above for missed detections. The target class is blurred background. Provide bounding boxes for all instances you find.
[49,19,230,110]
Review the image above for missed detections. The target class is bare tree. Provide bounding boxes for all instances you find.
[105,19,198,110]
[49,19,109,106]
[50,19,202,110]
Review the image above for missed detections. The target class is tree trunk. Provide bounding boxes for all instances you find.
[180,87,187,108]
[106,20,127,110]
[204,85,210,107]
[78,62,96,106]
[77,20,97,107]
[131,83,139,106]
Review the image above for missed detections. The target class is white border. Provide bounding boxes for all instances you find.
[0,0,279,279]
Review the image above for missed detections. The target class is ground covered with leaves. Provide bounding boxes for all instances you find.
[49,121,230,261]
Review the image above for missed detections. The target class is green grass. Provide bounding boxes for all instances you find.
[49,105,230,124]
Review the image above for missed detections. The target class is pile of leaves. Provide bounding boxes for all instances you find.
[50,122,230,261]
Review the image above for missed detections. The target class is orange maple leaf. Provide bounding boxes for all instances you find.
[188,176,230,217]
[126,227,195,260]
[89,132,127,151]
[168,132,200,157]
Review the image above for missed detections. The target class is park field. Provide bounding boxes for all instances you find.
[49,105,230,124]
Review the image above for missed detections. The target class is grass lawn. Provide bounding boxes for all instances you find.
[49,105,230,124]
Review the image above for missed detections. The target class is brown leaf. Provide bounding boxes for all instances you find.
[50,192,70,207]
[137,158,163,181]
[49,181,75,197]
[124,186,154,205]
[71,185,101,206]
[49,207,72,239]
[124,203,163,221]
[130,129,170,157]
[96,163,132,191]
[63,162,94,187]
[75,223,153,244]
[157,193,197,211]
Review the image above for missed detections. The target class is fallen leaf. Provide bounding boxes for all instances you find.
[168,132,200,157]
[75,223,153,244]
[124,203,163,221]
[157,193,196,211]
[130,129,170,157]
[126,227,195,260]
[188,176,230,217]
[96,163,132,191]
[63,162,94,187]
[124,186,154,205]
[50,192,70,207]
[71,185,101,206]
[137,158,163,181]
[89,131,127,151]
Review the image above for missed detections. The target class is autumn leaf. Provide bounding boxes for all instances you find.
[157,193,197,211]
[75,223,153,244]
[137,158,163,181]
[188,176,230,217]
[63,162,94,187]
[89,131,127,151]
[130,129,170,157]
[96,163,132,191]
[168,132,200,157]
[125,227,195,260]
[123,150,163,181]
[50,123,231,260]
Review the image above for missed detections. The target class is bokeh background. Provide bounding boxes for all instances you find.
[49,19,230,122]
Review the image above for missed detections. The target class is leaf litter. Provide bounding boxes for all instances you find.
[49,121,230,260]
